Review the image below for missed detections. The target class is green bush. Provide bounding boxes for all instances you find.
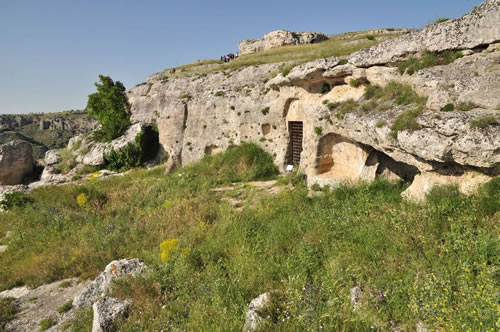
[214,91,224,97]
[469,115,497,129]
[0,297,16,328]
[390,107,423,138]
[338,58,348,65]
[441,103,455,112]
[398,51,463,75]
[104,126,159,172]
[375,120,387,128]
[366,35,375,40]
[456,101,478,111]
[314,127,323,136]
[349,79,361,88]
[261,107,270,115]
[1,192,33,210]
[279,64,295,77]
[363,84,383,100]
[57,301,73,314]
[39,318,57,331]
[86,75,131,142]
[335,99,359,119]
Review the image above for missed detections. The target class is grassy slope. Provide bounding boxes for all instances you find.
[0,143,498,331]
[157,32,402,79]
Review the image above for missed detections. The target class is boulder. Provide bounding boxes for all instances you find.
[350,286,362,310]
[239,30,328,55]
[0,140,33,185]
[92,297,130,332]
[73,259,147,309]
[243,292,271,331]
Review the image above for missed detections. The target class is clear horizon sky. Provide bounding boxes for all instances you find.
[0,0,484,114]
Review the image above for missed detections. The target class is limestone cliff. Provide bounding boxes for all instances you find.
[128,0,499,200]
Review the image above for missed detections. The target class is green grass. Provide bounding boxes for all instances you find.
[55,148,77,174]
[390,107,423,138]
[0,144,498,331]
[39,318,57,331]
[397,51,463,75]
[364,82,427,107]
[441,103,455,112]
[161,33,402,79]
[57,301,73,314]
[456,101,479,111]
[0,297,16,331]
[469,115,497,129]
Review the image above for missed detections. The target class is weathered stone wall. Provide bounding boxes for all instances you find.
[238,30,328,55]
[128,0,500,200]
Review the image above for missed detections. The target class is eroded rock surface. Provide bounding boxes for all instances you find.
[73,258,147,309]
[239,30,328,55]
[0,140,33,185]
[92,297,130,332]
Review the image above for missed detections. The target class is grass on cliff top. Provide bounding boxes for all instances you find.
[162,32,402,79]
[0,143,498,331]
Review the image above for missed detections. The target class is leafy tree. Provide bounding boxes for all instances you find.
[86,75,131,142]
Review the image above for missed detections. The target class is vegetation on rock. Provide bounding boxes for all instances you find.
[397,50,464,75]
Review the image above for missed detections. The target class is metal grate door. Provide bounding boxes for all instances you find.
[288,121,303,166]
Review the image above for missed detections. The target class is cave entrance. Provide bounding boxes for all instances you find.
[287,121,303,166]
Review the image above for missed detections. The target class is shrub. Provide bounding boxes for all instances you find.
[366,35,375,40]
[261,107,270,115]
[349,79,361,88]
[456,101,478,111]
[214,91,224,97]
[104,126,159,172]
[179,93,192,99]
[361,100,377,113]
[0,192,33,210]
[398,51,463,75]
[338,58,348,65]
[363,84,383,100]
[322,99,329,105]
[39,318,57,331]
[469,115,497,128]
[0,297,16,326]
[433,17,450,24]
[390,107,423,138]
[314,127,323,136]
[55,148,77,174]
[335,99,359,119]
[57,301,73,314]
[279,64,295,77]
[441,103,455,112]
[327,102,339,111]
[86,75,131,142]
[320,82,331,94]
[375,120,387,128]
[76,186,107,211]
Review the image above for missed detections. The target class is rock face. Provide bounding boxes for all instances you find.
[0,140,33,185]
[73,258,147,309]
[92,297,130,332]
[127,0,499,201]
[349,0,500,67]
[239,30,328,55]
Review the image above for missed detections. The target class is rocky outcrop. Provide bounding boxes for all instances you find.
[92,297,130,332]
[349,0,500,67]
[73,259,147,309]
[239,30,328,55]
[0,140,33,185]
[126,0,499,201]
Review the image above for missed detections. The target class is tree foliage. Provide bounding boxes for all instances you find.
[86,75,131,142]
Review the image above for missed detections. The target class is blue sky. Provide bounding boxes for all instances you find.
[0,0,484,114]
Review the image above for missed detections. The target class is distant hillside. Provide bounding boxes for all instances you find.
[0,111,97,161]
